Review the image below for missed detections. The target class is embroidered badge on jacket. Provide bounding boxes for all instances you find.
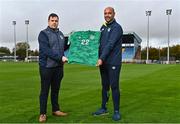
[108,28,111,32]
[112,66,116,70]
[60,35,64,40]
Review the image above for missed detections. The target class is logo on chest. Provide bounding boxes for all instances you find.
[59,35,64,40]
[101,27,111,32]
[107,28,111,32]
[101,28,105,32]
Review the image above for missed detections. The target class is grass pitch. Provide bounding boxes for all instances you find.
[0,62,180,123]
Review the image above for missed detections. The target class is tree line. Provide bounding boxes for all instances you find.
[0,42,180,61]
[141,45,180,60]
[0,42,39,60]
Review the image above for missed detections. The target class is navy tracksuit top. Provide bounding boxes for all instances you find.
[99,19,123,65]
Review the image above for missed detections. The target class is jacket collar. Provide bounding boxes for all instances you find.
[103,19,116,27]
[106,19,116,26]
[47,26,59,33]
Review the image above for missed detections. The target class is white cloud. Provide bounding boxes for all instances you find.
[0,0,180,50]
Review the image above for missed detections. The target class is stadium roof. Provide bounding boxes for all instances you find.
[122,32,142,44]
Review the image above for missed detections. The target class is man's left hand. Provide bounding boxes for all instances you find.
[96,59,103,66]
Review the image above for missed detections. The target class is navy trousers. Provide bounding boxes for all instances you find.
[99,64,121,111]
[39,66,63,114]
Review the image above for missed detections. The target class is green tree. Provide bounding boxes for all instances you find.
[149,47,159,60]
[141,47,146,60]
[141,45,180,61]
[29,49,39,56]
[0,47,11,55]
[161,47,167,58]
[170,45,180,60]
[12,42,30,60]
[141,47,159,60]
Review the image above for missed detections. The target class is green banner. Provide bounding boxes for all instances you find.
[67,31,100,66]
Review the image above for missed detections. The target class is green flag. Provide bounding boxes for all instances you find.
[67,31,100,66]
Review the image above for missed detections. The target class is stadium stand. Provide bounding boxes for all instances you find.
[122,32,142,62]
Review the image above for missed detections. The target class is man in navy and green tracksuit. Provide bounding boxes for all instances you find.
[93,7,123,121]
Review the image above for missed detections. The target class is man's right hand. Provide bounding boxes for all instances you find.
[62,56,68,63]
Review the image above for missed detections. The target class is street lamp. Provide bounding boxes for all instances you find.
[25,20,29,62]
[12,21,16,62]
[166,9,172,64]
[145,10,151,64]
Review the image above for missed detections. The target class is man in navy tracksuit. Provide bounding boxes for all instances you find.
[93,7,123,121]
[38,13,68,123]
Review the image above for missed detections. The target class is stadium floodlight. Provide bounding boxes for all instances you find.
[12,21,16,62]
[166,9,172,64]
[25,20,29,62]
[159,46,161,62]
[145,10,151,64]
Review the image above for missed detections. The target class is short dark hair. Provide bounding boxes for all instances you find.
[48,13,59,20]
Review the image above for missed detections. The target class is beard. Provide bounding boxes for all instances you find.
[105,17,113,23]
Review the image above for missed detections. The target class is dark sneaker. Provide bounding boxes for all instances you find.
[92,108,109,116]
[112,111,121,121]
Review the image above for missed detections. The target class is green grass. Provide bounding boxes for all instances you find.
[0,62,180,123]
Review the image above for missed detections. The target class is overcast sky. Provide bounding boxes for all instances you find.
[0,0,180,50]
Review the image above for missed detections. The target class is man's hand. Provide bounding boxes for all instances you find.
[96,59,103,67]
[62,56,68,63]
